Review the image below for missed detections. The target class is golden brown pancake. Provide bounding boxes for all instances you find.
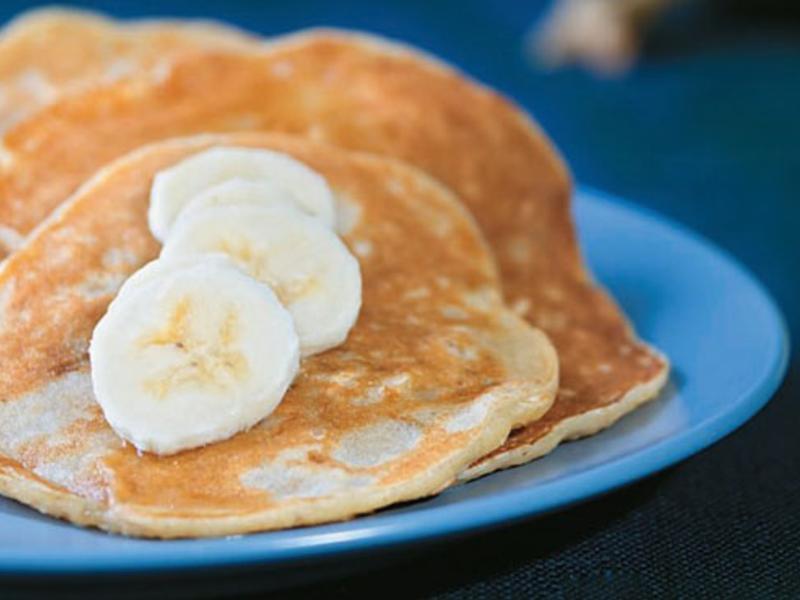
[0,8,255,132]
[0,29,667,478]
[0,133,557,537]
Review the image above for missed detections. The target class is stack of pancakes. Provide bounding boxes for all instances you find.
[0,8,668,538]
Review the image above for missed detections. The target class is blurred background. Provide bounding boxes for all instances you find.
[1,1,797,596]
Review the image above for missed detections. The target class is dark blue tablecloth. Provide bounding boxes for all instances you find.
[2,1,797,597]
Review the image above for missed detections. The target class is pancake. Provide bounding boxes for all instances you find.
[0,132,557,537]
[0,29,668,478]
[0,8,255,133]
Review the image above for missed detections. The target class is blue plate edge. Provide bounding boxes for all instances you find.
[0,186,790,576]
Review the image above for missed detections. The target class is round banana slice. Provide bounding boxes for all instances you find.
[174,179,307,230]
[90,260,300,455]
[149,147,336,240]
[161,204,362,356]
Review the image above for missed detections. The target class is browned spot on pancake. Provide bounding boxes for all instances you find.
[48,353,86,378]
[307,450,326,464]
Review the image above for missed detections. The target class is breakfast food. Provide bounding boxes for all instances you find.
[161,202,362,356]
[0,27,668,480]
[149,146,338,240]
[0,7,255,132]
[0,8,256,256]
[90,256,300,455]
[0,134,558,537]
[97,146,361,454]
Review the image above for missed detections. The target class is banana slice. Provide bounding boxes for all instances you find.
[161,204,362,356]
[149,147,336,240]
[90,259,300,455]
[174,179,306,230]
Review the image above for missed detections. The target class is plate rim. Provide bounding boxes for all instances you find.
[0,186,789,575]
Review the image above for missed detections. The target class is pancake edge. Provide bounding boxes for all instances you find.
[0,377,555,538]
[0,6,258,51]
[460,345,669,481]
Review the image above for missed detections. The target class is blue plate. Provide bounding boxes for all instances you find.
[0,187,788,576]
